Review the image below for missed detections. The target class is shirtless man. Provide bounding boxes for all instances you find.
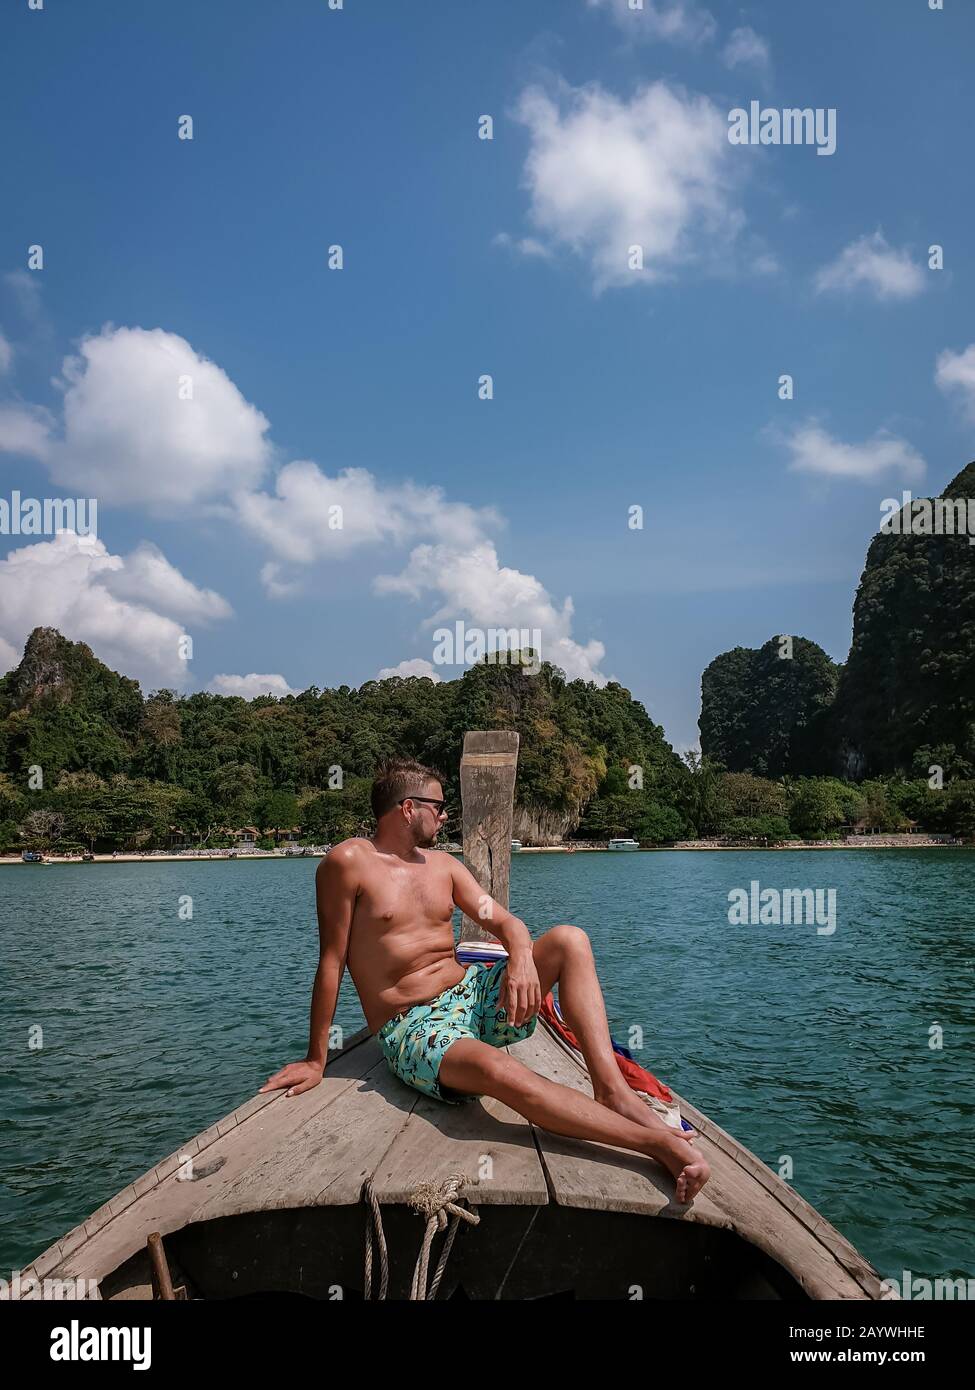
[261,757,709,1203]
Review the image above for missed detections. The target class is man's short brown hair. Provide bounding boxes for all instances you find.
[370,758,444,820]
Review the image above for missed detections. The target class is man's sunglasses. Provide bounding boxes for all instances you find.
[398,795,448,815]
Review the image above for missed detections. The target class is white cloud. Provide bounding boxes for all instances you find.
[0,531,230,688]
[935,344,975,422]
[98,541,232,623]
[0,633,18,673]
[722,26,770,71]
[513,79,747,291]
[208,672,296,699]
[1,271,54,354]
[814,232,925,302]
[259,561,303,599]
[0,325,273,508]
[0,322,611,689]
[3,270,46,327]
[375,540,607,684]
[236,461,499,592]
[0,401,56,459]
[0,329,12,374]
[376,658,443,682]
[587,0,716,46]
[239,465,608,680]
[782,423,926,481]
[492,232,553,260]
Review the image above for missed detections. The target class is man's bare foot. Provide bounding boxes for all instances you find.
[594,1084,709,1199]
[643,1130,711,1204]
[594,1084,697,1145]
[673,1153,710,1204]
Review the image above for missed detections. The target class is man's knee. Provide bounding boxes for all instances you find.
[546,923,592,955]
[439,1039,537,1101]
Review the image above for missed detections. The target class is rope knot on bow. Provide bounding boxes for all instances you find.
[364,1172,479,1301]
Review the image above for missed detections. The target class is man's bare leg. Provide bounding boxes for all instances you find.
[438,1037,709,1203]
[532,925,678,1133]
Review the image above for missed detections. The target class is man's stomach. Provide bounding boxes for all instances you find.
[349,946,468,1033]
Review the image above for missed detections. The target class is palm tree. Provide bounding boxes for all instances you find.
[679,751,726,837]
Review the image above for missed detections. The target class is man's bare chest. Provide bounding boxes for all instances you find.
[356,863,455,930]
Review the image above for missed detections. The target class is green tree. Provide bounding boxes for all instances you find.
[721,815,792,841]
[255,789,299,833]
[942,782,975,837]
[208,763,258,829]
[300,779,373,842]
[788,781,847,839]
[69,809,109,851]
[717,772,787,826]
[858,780,909,832]
[630,800,684,843]
[678,751,726,836]
[0,818,21,853]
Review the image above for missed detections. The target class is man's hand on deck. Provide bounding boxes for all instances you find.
[498,952,542,1029]
[259,1059,324,1097]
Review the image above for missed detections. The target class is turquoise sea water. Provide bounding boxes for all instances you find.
[1,850,973,1283]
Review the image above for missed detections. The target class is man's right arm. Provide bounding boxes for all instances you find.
[259,845,357,1097]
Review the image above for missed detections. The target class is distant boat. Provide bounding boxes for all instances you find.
[607,838,640,851]
[510,839,523,852]
[21,850,45,863]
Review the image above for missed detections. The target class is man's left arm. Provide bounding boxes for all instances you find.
[448,858,542,1028]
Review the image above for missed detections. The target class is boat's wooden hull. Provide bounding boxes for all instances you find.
[8,1020,886,1301]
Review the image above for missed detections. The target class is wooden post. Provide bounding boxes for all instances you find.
[147,1230,187,1300]
[147,1232,176,1301]
[459,730,519,942]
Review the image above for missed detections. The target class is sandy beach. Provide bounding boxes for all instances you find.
[1,834,966,866]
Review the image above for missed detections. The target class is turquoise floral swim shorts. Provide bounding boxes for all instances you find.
[376,961,538,1105]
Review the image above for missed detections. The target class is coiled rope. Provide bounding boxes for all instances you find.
[363,1173,480,1300]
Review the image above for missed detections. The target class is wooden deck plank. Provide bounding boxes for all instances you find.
[508,1024,727,1220]
[191,1039,420,1217]
[368,1085,548,1207]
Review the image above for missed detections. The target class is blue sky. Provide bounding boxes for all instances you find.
[1,0,972,749]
